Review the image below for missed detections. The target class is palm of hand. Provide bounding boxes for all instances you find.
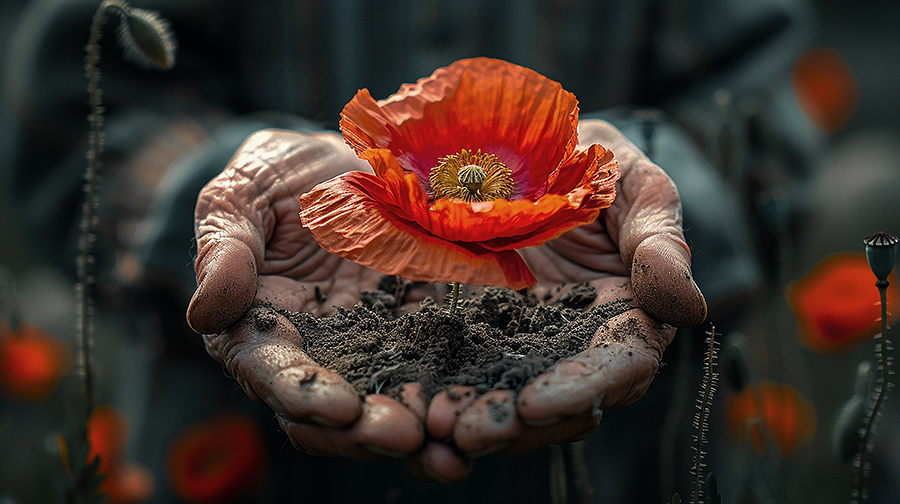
[187,121,705,482]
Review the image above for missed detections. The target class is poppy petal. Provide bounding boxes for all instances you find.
[105,464,155,504]
[788,253,900,354]
[423,195,599,246]
[358,148,617,248]
[340,57,580,199]
[726,382,816,459]
[166,414,266,504]
[0,322,69,401]
[548,143,619,201]
[299,171,537,289]
[791,47,858,134]
[87,406,130,473]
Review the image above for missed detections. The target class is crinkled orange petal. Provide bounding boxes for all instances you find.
[425,195,597,243]
[476,143,619,251]
[355,149,435,229]
[359,147,617,249]
[299,171,537,289]
[548,143,618,198]
[340,57,580,199]
[788,253,900,354]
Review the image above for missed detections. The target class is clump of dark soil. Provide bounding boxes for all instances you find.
[276,282,634,399]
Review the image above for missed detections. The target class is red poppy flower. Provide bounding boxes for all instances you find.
[791,47,859,134]
[86,406,155,503]
[726,381,817,459]
[788,253,900,354]
[299,57,619,289]
[166,414,267,504]
[0,321,69,401]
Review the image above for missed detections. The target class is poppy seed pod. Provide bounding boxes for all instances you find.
[117,7,177,70]
[863,232,899,283]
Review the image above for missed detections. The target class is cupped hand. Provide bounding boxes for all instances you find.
[425,120,707,474]
[187,130,430,461]
[186,120,706,482]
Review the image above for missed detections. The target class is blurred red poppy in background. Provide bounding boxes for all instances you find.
[791,47,859,134]
[788,253,899,354]
[300,57,619,289]
[0,321,69,401]
[166,413,267,504]
[86,406,155,503]
[726,381,817,459]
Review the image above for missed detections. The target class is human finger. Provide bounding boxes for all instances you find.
[452,390,602,456]
[187,129,367,333]
[203,305,363,427]
[403,440,475,483]
[631,233,707,327]
[397,382,428,423]
[279,394,424,459]
[188,236,258,334]
[579,120,706,327]
[425,385,479,440]
[516,309,673,425]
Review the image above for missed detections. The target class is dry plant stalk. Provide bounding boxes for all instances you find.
[692,325,719,504]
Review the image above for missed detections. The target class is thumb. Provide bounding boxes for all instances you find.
[631,234,706,327]
[187,237,258,334]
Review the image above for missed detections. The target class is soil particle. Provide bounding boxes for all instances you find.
[487,397,513,423]
[556,282,598,309]
[275,283,635,399]
[596,316,645,345]
[298,370,317,386]
[248,306,279,332]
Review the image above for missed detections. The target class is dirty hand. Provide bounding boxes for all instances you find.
[419,119,707,480]
[186,120,706,482]
[187,130,429,461]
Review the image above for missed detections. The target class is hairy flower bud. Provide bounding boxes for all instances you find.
[118,7,176,70]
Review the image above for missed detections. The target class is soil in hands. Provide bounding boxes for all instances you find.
[274,278,635,399]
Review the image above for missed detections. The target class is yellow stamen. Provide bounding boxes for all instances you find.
[429,149,514,202]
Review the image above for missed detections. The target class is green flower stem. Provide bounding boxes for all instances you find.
[448,282,461,314]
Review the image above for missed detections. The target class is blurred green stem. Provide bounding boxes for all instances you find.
[79,0,129,423]
[855,280,891,503]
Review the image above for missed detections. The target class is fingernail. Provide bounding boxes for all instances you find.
[364,444,406,458]
[469,441,509,458]
[523,415,561,427]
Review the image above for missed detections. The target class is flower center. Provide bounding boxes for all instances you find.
[429,149,513,203]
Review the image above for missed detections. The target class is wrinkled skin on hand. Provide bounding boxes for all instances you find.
[187,120,707,483]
